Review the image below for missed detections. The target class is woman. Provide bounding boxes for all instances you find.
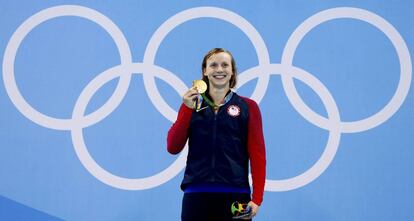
[167,48,266,220]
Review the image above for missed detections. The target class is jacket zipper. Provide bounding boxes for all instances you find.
[211,110,218,173]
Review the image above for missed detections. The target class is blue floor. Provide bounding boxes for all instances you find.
[0,195,63,221]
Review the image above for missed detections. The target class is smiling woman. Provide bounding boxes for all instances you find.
[201,48,237,92]
[167,48,266,221]
[1,1,412,220]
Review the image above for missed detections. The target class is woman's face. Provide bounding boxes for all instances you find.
[203,52,233,90]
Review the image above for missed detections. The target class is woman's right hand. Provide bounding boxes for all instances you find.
[183,87,199,109]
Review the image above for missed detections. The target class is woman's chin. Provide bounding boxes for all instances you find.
[210,82,229,89]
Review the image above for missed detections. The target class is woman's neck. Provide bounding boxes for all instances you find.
[208,86,230,105]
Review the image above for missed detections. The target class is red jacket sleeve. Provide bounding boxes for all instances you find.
[243,97,266,206]
[167,103,193,154]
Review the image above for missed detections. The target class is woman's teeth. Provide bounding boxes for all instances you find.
[213,75,225,79]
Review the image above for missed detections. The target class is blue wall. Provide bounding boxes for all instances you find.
[1,1,413,220]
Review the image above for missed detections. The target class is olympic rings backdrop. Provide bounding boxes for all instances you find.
[1,1,413,220]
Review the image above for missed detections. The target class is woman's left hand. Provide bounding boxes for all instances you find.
[241,201,259,220]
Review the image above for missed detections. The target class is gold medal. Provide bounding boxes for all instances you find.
[192,80,207,94]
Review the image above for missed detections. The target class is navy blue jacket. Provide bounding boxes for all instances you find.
[181,93,250,190]
[167,92,266,205]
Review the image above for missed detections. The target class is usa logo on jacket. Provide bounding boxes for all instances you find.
[227,105,241,117]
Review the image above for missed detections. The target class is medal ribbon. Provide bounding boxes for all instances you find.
[199,91,233,110]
